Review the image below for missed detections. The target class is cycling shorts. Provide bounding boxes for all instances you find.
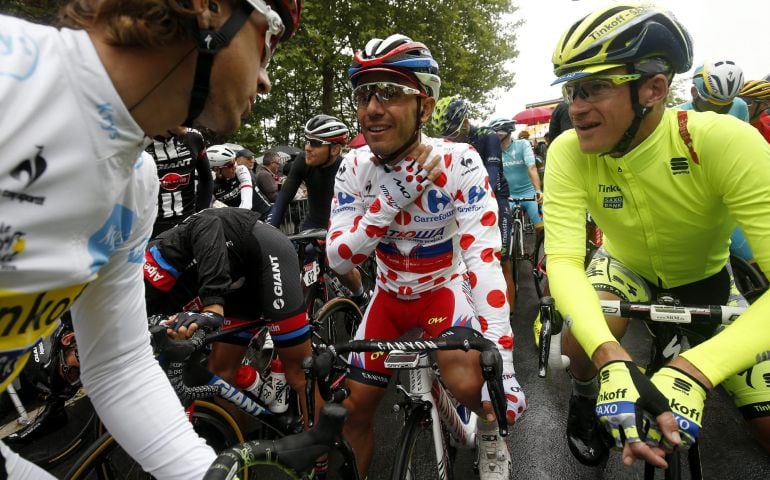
[512,199,543,227]
[498,199,512,261]
[586,250,769,419]
[346,276,481,388]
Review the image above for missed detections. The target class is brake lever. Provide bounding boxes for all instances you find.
[538,297,555,378]
[302,356,316,427]
[480,349,508,437]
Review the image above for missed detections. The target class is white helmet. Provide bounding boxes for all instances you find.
[693,60,745,106]
[207,145,237,168]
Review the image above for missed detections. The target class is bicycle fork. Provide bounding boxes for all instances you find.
[395,353,476,479]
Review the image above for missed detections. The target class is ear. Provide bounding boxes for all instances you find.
[331,144,343,157]
[639,74,669,107]
[61,332,76,347]
[419,97,436,125]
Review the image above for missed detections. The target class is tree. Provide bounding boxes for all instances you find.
[667,76,691,107]
[232,0,521,151]
[1,1,523,153]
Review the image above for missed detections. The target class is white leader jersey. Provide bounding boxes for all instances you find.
[0,15,214,479]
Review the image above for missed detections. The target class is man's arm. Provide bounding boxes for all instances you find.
[71,155,215,479]
[267,155,305,227]
[326,154,399,275]
[194,151,213,211]
[234,164,254,210]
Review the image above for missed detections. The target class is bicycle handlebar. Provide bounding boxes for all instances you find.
[508,196,538,204]
[304,336,509,436]
[537,296,747,378]
[203,403,347,480]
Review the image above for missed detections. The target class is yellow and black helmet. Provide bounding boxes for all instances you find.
[739,80,770,101]
[552,3,693,84]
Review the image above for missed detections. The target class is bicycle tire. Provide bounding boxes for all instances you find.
[532,234,548,299]
[312,297,362,347]
[511,222,521,293]
[729,254,768,304]
[1,393,99,469]
[65,401,246,480]
[390,405,453,480]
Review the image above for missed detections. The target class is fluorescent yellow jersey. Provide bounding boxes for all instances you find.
[545,108,770,385]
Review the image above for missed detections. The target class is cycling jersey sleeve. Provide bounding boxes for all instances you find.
[326,153,401,275]
[194,152,213,212]
[267,156,304,227]
[679,113,770,385]
[70,155,216,479]
[181,214,232,307]
[447,146,514,365]
[477,133,504,194]
[543,133,617,358]
[235,164,253,210]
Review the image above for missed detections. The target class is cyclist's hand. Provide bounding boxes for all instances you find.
[377,144,440,210]
[596,360,674,468]
[535,191,543,205]
[481,367,527,424]
[646,367,705,449]
[167,311,223,339]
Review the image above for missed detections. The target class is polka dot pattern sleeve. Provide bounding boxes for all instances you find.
[447,146,514,365]
[326,151,400,275]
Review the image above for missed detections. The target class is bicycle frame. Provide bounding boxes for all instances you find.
[394,352,477,479]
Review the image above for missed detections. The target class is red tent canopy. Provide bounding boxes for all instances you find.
[348,132,367,148]
[513,107,553,125]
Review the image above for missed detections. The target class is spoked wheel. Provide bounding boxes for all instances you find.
[532,235,548,299]
[311,297,363,348]
[729,254,768,304]
[390,404,454,480]
[65,401,246,480]
[1,392,99,469]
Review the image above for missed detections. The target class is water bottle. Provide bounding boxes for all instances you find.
[268,358,289,413]
[234,364,262,402]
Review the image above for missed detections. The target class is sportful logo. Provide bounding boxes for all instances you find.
[670,158,689,175]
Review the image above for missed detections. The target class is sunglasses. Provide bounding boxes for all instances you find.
[352,82,423,108]
[562,74,641,104]
[306,138,332,148]
[252,0,285,67]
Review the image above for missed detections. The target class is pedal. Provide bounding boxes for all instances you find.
[384,351,419,369]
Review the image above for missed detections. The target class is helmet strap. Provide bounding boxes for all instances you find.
[605,76,651,156]
[183,2,255,127]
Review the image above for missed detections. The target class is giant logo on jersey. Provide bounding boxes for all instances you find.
[159,172,191,191]
[88,205,134,274]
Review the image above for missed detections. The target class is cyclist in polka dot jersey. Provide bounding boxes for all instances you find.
[326,33,526,478]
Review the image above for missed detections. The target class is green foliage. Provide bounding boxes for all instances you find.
[1,0,64,23]
[2,0,522,153]
[666,76,691,107]
[232,0,521,151]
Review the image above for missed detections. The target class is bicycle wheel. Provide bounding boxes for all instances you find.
[65,401,246,480]
[511,222,522,292]
[390,405,453,480]
[729,254,768,304]
[312,297,362,347]
[1,392,99,469]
